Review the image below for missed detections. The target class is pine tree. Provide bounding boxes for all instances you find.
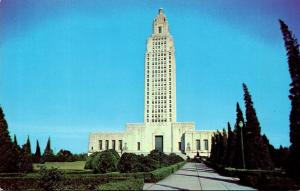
[43,137,55,162]
[35,140,41,163]
[243,83,273,169]
[232,102,245,169]
[279,20,300,177]
[225,122,236,167]
[0,106,19,172]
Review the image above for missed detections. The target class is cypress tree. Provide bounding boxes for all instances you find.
[221,128,228,165]
[225,122,236,167]
[210,135,217,162]
[35,140,41,163]
[43,137,55,162]
[232,102,245,169]
[243,83,273,169]
[0,106,19,172]
[279,20,300,177]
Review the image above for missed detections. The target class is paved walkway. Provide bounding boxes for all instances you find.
[143,162,255,190]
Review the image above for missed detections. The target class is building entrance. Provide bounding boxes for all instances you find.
[155,136,163,152]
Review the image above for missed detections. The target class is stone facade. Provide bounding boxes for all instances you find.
[89,9,216,158]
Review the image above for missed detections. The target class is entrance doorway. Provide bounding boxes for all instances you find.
[155,136,163,152]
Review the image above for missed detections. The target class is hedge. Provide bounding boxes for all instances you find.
[145,161,186,182]
[97,178,144,190]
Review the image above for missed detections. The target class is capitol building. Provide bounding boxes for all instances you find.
[89,9,215,158]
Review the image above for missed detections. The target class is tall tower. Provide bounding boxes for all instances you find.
[144,8,177,124]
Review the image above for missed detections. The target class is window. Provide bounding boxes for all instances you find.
[178,142,181,151]
[158,26,162,33]
[196,139,201,150]
[137,142,141,150]
[112,140,116,150]
[204,139,209,150]
[99,140,102,150]
[119,140,122,150]
[105,140,109,150]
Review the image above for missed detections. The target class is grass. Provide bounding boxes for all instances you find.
[33,161,87,171]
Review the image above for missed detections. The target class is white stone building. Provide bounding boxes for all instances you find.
[89,9,216,158]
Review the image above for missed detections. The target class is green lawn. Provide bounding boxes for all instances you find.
[33,161,87,171]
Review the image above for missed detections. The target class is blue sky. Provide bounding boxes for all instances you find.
[0,0,299,153]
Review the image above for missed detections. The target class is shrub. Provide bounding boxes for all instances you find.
[84,152,99,169]
[39,167,64,191]
[148,150,168,166]
[141,156,160,172]
[118,153,143,173]
[165,153,184,165]
[93,151,118,173]
[97,178,144,190]
[108,149,120,160]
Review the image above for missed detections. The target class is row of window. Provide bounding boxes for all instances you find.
[98,140,143,151]
[177,139,209,151]
[98,140,123,151]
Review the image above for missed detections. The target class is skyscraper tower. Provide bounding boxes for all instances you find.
[89,9,215,157]
[144,8,177,124]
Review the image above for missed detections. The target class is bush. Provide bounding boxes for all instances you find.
[94,151,118,173]
[148,150,168,166]
[84,152,99,169]
[108,149,120,160]
[118,153,143,173]
[141,156,160,172]
[165,153,184,165]
[39,167,64,191]
[97,178,144,190]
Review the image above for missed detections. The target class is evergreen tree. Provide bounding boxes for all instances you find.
[232,102,245,169]
[210,135,217,162]
[35,140,41,163]
[279,20,300,177]
[23,136,32,155]
[0,106,19,172]
[12,134,21,151]
[221,128,228,165]
[43,137,55,162]
[225,122,236,167]
[243,83,273,169]
[19,140,33,172]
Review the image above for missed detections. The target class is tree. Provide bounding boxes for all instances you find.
[23,136,32,155]
[56,149,74,162]
[243,83,273,169]
[225,122,236,167]
[232,102,245,169]
[43,137,55,162]
[0,106,19,172]
[220,128,228,165]
[279,20,300,177]
[35,140,41,163]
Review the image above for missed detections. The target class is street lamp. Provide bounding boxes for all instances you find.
[239,121,246,169]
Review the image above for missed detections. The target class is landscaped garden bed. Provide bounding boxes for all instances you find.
[0,150,186,190]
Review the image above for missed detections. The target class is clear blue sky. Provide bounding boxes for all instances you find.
[1,0,299,153]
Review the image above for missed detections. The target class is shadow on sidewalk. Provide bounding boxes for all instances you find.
[174,173,238,184]
[155,183,189,191]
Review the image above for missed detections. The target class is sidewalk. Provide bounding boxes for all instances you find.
[143,162,255,190]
